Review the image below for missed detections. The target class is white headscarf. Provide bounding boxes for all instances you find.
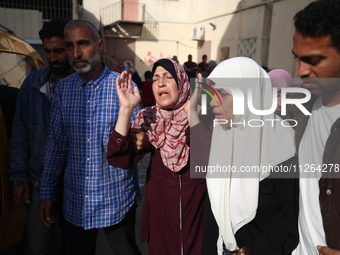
[206,57,296,253]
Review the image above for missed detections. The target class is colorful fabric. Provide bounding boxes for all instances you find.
[132,59,190,172]
[235,247,248,255]
[40,66,140,229]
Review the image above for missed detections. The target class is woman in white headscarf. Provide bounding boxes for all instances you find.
[189,57,299,255]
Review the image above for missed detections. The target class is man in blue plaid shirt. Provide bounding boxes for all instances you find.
[38,19,141,255]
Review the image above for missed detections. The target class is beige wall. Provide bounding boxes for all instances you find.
[136,22,197,73]
[0,0,316,78]
[82,0,315,77]
[0,0,79,40]
[82,0,113,27]
[0,8,42,39]
[268,0,314,77]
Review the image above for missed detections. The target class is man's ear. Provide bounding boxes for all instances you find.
[98,39,104,53]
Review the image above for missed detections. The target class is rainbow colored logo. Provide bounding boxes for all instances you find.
[197,82,222,106]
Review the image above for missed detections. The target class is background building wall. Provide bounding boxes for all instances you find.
[0,0,316,78]
[0,8,43,39]
[0,0,80,65]
[268,0,313,78]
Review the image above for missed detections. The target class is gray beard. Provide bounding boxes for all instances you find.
[71,49,101,75]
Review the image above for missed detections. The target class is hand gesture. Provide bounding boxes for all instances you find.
[116,71,141,110]
[184,73,202,126]
[131,128,152,152]
[191,73,203,110]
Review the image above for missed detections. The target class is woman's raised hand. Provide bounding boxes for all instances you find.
[191,73,203,110]
[184,73,202,127]
[116,71,141,110]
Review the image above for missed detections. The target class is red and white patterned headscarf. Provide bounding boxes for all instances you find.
[132,58,190,172]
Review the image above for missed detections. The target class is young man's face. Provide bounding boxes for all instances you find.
[292,31,340,101]
[43,36,71,78]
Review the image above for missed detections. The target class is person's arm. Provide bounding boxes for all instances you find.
[183,62,191,72]
[184,73,202,127]
[198,64,202,74]
[107,71,144,168]
[39,86,68,226]
[107,128,145,169]
[7,75,33,208]
[38,200,55,227]
[185,73,214,177]
[115,71,141,136]
[13,185,30,209]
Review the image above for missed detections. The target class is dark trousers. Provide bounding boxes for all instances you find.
[62,204,141,255]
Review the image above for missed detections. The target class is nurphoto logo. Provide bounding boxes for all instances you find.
[197,78,312,128]
[200,86,311,116]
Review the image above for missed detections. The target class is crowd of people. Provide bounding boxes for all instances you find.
[5,0,340,254]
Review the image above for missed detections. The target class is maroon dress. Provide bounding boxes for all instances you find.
[107,128,206,255]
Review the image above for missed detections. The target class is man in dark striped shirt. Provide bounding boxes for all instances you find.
[8,18,73,255]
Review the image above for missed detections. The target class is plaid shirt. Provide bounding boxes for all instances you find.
[40,65,140,229]
[49,72,58,99]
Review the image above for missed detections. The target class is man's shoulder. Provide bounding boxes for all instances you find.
[61,71,79,82]
[25,67,49,81]
[105,69,120,80]
[51,73,80,97]
[21,67,50,89]
[108,69,120,76]
[57,72,80,87]
[198,62,205,68]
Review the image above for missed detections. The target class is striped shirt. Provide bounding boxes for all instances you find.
[40,65,140,229]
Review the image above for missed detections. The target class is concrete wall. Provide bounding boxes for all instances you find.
[0,0,79,40]
[123,0,314,77]
[0,8,42,39]
[0,0,316,78]
[268,0,313,77]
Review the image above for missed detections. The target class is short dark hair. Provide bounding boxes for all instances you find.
[39,18,69,41]
[202,54,207,59]
[294,0,340,52]
[144,70,152,79]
